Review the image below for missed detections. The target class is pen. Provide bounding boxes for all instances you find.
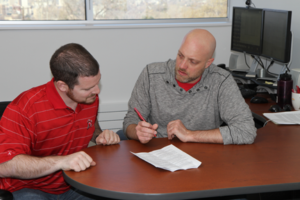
[134,107,156,137]
[134,107,146,121]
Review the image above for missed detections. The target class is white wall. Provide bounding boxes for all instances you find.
[0,26,232,108]
[1,0,300,111]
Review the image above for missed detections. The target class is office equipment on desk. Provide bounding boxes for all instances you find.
[291,91,300,111]
[277,72,293,108]
[269,105,282,113]
[262,9,292,64]
[240,87,256,99]
[231,7,292,79]
[228,54,239,71]
[269,104,292,112]
[250,96,268,104]
[250,79,277,102]
[256,77,277,86]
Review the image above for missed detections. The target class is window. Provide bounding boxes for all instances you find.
[0,0,228,27]
[93,0,227,20]
[0,0,85,20]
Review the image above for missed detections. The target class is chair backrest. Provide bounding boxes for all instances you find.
[0,101,11,119]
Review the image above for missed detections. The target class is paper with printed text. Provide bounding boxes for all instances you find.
[131,144,201,172]
[263,111,300,125]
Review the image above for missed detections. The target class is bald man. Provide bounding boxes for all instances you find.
[123,29,256,145]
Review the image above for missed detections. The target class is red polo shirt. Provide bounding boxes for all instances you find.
[0,78,99,194]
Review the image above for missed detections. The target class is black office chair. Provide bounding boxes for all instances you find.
[0,101,11,119]
[0,190,13,200]
[116,129,128,140]
[252,111,267,129]
[0,101,13,200]
[221,112,266,129]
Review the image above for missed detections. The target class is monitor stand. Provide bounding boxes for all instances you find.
[256,65,286,86]
[245,56,259,78]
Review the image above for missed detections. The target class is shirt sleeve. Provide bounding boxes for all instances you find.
[0,103,34,163]
[123,66,151,135]
[218,74,257,145]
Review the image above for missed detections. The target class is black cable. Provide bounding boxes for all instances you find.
[244,52,250,68]
[285,64,291,72]
[257,56,264,68]
[266,60,277,76]
[252,55,264,68]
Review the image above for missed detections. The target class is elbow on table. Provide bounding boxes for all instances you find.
[223,126,257,145]
[237,129,257,145]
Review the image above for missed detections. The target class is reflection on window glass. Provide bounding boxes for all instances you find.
[0,0,85,21]
[93,0,227,20]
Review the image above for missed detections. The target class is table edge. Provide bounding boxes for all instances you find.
[63,171,300,200]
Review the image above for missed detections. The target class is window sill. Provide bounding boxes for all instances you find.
[0,20,231,30]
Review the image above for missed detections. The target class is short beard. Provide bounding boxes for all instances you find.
[175,69,199,83]
[66,90,79,103]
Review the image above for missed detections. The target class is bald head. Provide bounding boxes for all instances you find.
[175,29,216,83]
[181,29,216,59]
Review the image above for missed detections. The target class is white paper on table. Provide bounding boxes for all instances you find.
[263,111,300,125]
[131,144,201,172]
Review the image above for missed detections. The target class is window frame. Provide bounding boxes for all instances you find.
[0,0,230,29]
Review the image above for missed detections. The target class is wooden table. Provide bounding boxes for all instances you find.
[63,96,300,200]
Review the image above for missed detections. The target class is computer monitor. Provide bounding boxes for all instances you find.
[261,9,292,63]
[230,7,292,78]
[231,7,264,56]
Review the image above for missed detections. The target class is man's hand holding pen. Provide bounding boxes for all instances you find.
[135,121,158,144]
[134,107,158,144]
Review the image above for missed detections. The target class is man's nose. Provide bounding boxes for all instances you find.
[93,84,100,94]
[180,59,188,70]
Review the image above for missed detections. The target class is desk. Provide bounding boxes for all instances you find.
[63,100,300,200]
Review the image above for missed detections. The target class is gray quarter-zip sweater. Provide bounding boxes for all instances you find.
[123,59,256,144]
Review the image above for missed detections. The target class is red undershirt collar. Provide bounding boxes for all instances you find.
[176,77,201,91]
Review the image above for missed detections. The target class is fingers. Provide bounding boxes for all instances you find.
[167,120,189,142]
[96,130,120,145]
[63,151,95,172]
[136,121,157,143]
[167,122,175,140]
[167,120,184,140]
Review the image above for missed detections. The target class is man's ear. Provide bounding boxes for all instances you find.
[205,58,215,69]
[56,81,69,93]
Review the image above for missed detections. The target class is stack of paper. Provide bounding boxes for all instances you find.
[263,111,300,125]
[131,144,201,172]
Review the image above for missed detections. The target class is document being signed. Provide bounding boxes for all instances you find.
[131,144,201,172]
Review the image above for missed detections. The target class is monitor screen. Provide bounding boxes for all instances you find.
[231,7,264,56]
[261,9,292,63]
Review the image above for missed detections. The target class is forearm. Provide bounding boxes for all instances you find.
[221,122,256,144]
[125,124,139,140]
[0,154,61,179]
[91,121,102,143]
[187,128,223,144]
